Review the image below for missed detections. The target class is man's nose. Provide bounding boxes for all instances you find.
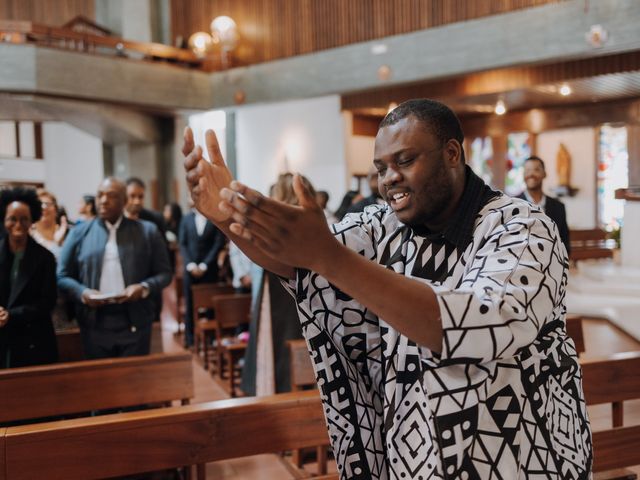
[382,167,401,185]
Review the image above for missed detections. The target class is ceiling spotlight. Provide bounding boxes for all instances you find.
[559,84,572,96]
[494,99,506,115]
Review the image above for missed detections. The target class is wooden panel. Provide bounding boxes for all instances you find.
[0,352,193,423]
[592,425,640,472]
[0,0,94,26]
[288,339,316,390]
[3,390,328,480]
[171,0,564,66]
[565,315,585,355]
[582,352,640,406]
[0,428,6,480]
[55,327,84,362]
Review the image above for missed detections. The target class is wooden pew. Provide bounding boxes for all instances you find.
[191,283,236,368]
[55,327,84,362]
[582,351,640,476]
[0,390,330,480]
[0,352,193,424]
[287,339,330,476]
[570,228,616,262]
[566,314,585,355]
[212,294,251,397]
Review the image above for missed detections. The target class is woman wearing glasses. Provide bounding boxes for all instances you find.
[0,187,58,368]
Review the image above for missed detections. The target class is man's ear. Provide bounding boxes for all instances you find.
[444,139,463,167]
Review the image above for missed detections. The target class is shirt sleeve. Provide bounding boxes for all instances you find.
[424,211,567,365]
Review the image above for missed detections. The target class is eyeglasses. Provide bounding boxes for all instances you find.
[5,216,31,226]
[41,201,55,208]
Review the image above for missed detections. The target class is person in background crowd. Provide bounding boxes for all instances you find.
[346,165,385,214]
[77,194,97,224]
[517,155,571,255]
[124,177,168,237]
[125,177,169,321]
[58,177,171,359]
[31,189,68,260]
[334,190,362,221]
[315,190,337,224]
[179,199,227,348]
[0,187,58,368]
[163,202,183,271]
[239,173,313,396]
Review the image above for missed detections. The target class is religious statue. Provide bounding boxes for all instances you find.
[555,142,578,197]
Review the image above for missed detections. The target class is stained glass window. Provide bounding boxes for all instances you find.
[597,125,628,229]
[469,136,493,187]
[505,132,532,196]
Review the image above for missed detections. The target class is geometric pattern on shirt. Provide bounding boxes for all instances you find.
[289,193,592,480]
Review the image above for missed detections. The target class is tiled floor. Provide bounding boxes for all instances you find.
[158,282,640,478]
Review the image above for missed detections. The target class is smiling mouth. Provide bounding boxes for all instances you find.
[389,192,411,210]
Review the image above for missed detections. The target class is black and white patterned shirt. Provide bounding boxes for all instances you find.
[287,168,592,479]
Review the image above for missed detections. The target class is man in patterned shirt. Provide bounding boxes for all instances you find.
[183,99,592,479]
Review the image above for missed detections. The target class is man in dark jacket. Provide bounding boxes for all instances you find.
[517,155,571,255]
[58,177,172,359]
[179,206,226,347]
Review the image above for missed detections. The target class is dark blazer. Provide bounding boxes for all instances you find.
[179,212,226,283]
[140,208,167,242]
[0,236,58,368]
[57,217,172,330]
[347,195,381,214]
[517,193,570,255]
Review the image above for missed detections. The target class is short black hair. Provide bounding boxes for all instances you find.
[0,186,42,223]
[525,155,546,171]
[126,177,146,189]
[380,99,465,162]
[83,194,97,215]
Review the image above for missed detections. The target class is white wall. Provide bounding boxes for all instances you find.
[43,123,103,220]
[0,158,45,183]
[536,127,596,229]
[235,95,347,211]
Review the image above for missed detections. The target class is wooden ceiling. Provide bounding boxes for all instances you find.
[170,0,565,66]
[0,0,94,26]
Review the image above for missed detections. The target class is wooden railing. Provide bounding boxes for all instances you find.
[0,20,203,69]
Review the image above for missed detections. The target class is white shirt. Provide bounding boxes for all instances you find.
[99,216,126,295]
[523,189,547,210]
[194,210,208,236]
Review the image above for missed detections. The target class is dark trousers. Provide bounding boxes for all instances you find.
[80,305,152,359]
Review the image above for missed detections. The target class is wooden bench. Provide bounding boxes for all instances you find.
[191,283,236,368]
[0,390,330,480]
[288,339,330,476]
[570,229,616,262]
[0,352,193,424]
[55,327,84,362]
[212,294,251,397]
[582,351,640,477]
[566,314,585,355]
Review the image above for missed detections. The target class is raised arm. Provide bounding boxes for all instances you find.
[220,176,444,352]
[182,127,294,278]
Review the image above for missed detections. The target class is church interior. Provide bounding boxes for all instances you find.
[1,0,640,478]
